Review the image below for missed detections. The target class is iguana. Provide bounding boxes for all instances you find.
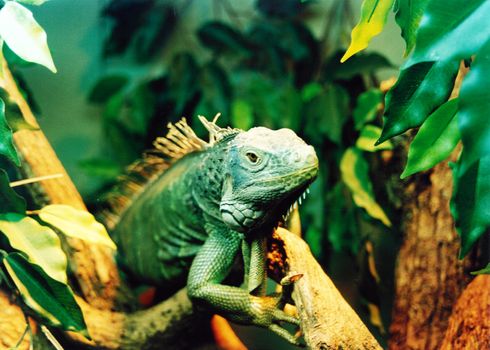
[101,115,318,344]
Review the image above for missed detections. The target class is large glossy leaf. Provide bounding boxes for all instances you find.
[408,0,490,66]
[394,0,430,55]
[341,0,395,62]
[38,204,116,250]
[378,59,459,143]
[0,213,67,283]
[401,99,459,179]
[340,148,391,226]
[353,89,383,130]
[3,252,88,335]
[0,170,26,214]
[451,153,490,257]
[0,98,19,165]
[356,125,393,152]
[458,39,490,173]
[0,2,56,72]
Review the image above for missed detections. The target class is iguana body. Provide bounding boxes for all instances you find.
[107,117,318,343]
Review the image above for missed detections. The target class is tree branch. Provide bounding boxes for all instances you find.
[270,228,382,350]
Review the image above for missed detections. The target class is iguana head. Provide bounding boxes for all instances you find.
[220,127,318,233]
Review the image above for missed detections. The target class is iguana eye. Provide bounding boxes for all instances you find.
[246,151,260,164]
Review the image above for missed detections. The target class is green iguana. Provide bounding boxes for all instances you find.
[101,115,318,344]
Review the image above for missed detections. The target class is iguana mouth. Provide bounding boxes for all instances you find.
[280,185,311,222]
[220,182,313,233]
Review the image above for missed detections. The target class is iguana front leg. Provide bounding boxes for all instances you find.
[242,236,267,295]
[187,228,299,344]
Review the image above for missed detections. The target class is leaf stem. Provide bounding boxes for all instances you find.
[10,324,29,350]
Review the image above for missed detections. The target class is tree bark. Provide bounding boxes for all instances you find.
[388,160,478,350]
[440,275,490,349]
[270,228,382,350]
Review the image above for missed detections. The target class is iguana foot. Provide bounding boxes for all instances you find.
[249,294,301,345]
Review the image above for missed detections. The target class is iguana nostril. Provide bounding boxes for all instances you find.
[306,151,318,167]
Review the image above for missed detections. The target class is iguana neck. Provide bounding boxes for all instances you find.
[191,137,235,224]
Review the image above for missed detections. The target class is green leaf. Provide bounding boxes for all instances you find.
[408,0,490,66]
[304,84,349,145]
[0,170,26,214]
[394,0,430,55]
[341,0,396,62]
[340,148,391,226]
[197,21,251,56]
[458,39,490,173]
[0,98,20,165]
[231,99,253,130]
[378,59,459,143]
[401,99,459,179]
[88,75,128,104]
[3,252,88,335]
[356,125,393,152]
[0,2,56,72]
[353,89,383,130]
[0,213,67,283]
[470,262,490,275]
[451,153,490,257]
[38,204,116,250]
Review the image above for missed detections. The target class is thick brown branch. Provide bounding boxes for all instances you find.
[440,275,490,349]
[69,289,210,350]
[271,228,382,350]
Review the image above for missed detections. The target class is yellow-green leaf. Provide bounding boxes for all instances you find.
[0,2,56,72]
[356,125,393,152]
[340,148,391,226]
[341,0,395,62]
[0,213,67,283]
[38,204,116,250]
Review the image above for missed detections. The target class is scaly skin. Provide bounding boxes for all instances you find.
[113,125,318,343]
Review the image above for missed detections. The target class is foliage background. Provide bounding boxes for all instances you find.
[3,0,485,348]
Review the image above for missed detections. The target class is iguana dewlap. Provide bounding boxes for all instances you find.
[106,116,318,344]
